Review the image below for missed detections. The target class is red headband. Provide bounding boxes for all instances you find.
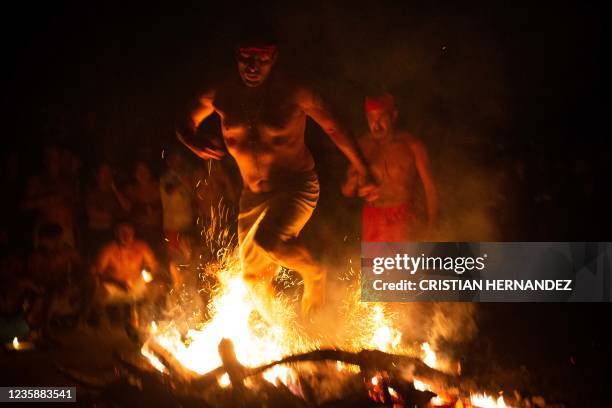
[365,93,395,112]
[238,46,277,57]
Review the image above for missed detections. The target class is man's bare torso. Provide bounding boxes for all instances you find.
[99,241,149,284]
[211,79,315,193]
[359,131,418,206]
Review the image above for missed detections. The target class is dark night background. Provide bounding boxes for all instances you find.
[1,1,609,406]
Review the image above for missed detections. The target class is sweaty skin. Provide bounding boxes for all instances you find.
[178,57,375,318]
[358,133,435,208]
[182,81,369,192]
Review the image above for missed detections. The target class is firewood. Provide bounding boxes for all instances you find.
[145,340,202,383]
[218,337,247,387]
[188,341,460,398]
[242,348,459,390]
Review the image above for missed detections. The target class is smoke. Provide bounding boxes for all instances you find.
[272,4,511,355]
[272,2,511,245]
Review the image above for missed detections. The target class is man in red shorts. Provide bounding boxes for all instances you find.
[343,92,437,241]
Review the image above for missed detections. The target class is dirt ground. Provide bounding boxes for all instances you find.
[0,326,138,389]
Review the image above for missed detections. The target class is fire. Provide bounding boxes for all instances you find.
[141,269,153,283]
[139,207,514,407]
[370,304,402,352]
[142,264,309,386]
[414,378,431,392]
[217,373,231,388]
[470,393,508,408]
[422,342,437,368]
[141,347,166,373]
[141,251,414,389]
[7,336,33,351]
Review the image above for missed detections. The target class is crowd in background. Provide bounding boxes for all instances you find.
[0,140,238,342]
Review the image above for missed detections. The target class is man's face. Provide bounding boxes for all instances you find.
[236,46,277,87]
[117,224,135,246]
[366,109,397,139]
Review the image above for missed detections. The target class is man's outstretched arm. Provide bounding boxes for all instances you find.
[342,164,360,197]
[297,88,378,199]
[176,89,225,160]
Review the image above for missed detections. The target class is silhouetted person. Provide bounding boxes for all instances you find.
[26,224,82,339]
[23,146,77,248]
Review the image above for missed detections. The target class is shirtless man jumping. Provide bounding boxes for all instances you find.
[343,93,437,241]
[177,28,376,318]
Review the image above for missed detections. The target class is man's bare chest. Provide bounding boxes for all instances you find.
[109,248,143,268]
[364,141,415,181]
[214,87,303,136]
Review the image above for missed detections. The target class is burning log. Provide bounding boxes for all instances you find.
[190,344,461,393]
[144,340,202,383]
[57,336,462,407]
[218,337,247,388]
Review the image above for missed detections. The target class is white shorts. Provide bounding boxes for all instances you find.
[102,280,147,304]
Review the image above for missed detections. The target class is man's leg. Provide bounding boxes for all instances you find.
[242,258,280,323]
[257,175,323,318]
[238,188,282,322]
[239,173,324,319]
[254,231,326,318]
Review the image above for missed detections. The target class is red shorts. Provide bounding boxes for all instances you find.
[362,203,416,242]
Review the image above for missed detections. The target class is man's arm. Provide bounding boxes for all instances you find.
[176,89,225,160]
[94,247,111,279]
[342,164,360,197]
[141,244,158,274]
[297,88,373,180]
[411,139,438,228]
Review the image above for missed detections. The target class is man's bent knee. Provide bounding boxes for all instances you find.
[253,228,283,256]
